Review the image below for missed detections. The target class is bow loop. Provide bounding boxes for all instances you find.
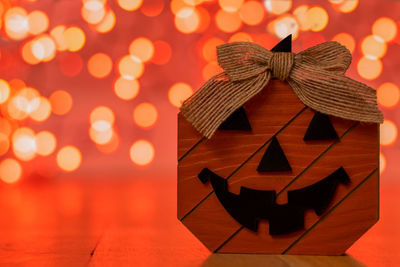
[217,42,271,81]
[297,41,352,74]
[181,37,383,139]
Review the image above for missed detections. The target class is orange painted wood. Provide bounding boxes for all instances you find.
[224,108,354,196]
[178,79,379,254]
[215,123,377,253]
[178,81,306,219]
[178,113,203,159]
[180,109,352,252]
[181,194,242,252]
[287,172,379,255]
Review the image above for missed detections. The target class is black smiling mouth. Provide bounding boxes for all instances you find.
[198,167,350,235]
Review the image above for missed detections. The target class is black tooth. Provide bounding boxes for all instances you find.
[287,167,351,216]
[198,168,212,184]
[268,204,305,235]
[199,167,351,235]
[333,166,350,185]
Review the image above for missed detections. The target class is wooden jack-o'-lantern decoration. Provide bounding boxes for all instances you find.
[177,35,382,254]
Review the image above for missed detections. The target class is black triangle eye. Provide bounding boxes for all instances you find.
[304,112,339,141]
[257,136,291,172]
[219,107,252,131]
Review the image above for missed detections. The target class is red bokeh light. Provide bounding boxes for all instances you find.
[59,52,84,77]
[0,1,397,265]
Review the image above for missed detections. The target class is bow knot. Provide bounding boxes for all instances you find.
[181,40,383,139]
[269,52,294,81]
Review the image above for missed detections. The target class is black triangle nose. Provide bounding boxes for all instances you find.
[257,136,292,172]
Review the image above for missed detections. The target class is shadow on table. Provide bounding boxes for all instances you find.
[200,253,365,267]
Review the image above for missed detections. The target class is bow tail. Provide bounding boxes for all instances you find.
[288,66,383,124]
[181,72,271,138]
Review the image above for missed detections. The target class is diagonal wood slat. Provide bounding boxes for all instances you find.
[285,170,379,255]
[180,117,378,253]
[216,123,378,253]
[178,81,306,219]
[178,114,204,160]
[221,109,354,196]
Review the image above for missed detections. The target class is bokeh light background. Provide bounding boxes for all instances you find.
[0,0,399,265]
[0,0,398,188]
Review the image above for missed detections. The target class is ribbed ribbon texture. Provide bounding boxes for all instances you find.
[180,41,383,139]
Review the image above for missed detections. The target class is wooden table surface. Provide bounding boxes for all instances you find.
[0,174,398,267]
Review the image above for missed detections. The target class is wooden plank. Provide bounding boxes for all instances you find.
[88,176,212,266]
[181,193,242,252]
[217,123,378,253]
[347,179,400,266]
[0,229,100,267]
[286,172,379,255]
[180,111,356,252]
[89,225,210,267]
[178,80,306,219]
[0,175,396,265]
[0,179,105,266]
[178,113,203,160]
[224,109,354,196]
[201,254,365,267]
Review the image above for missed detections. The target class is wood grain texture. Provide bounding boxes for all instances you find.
[201,254,365,267]
[223,108,354,196]
[178,81,379,254]
[179,194,242,252]
[0,175,397,266]
[178,113,203,160]
[215,123,378,254]
[178,81,306,219]
[287,171,379,255]
[180,109,353,252]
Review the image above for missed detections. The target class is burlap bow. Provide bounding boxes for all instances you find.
[180,41,383,139]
